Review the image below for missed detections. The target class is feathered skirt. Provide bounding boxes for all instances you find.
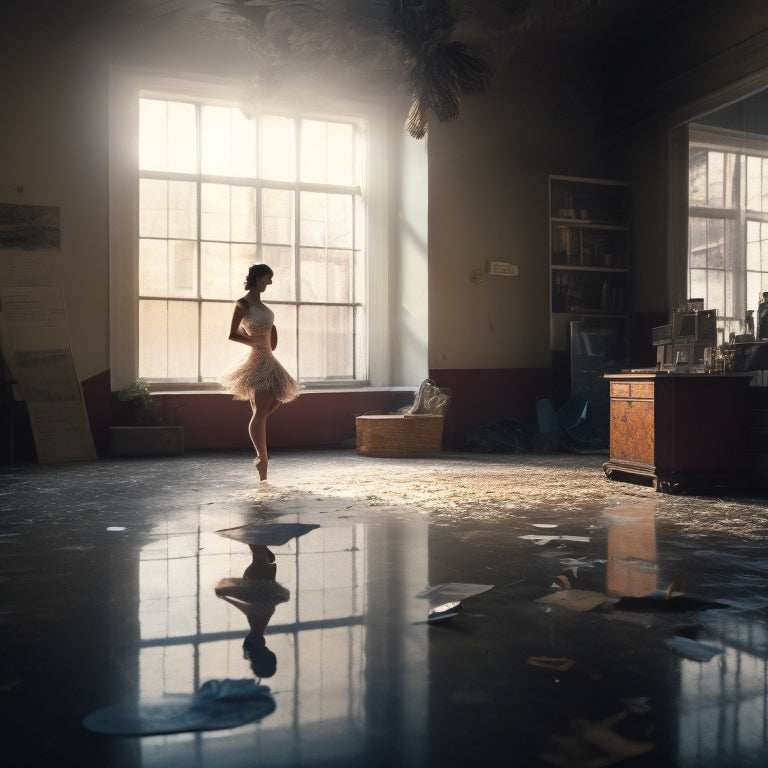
[219,346,299,404]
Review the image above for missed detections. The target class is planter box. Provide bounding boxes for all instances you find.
[355,414,443,457]
[109,426,184,457]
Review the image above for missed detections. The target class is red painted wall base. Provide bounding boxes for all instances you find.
[428,368,553,447]
[80,368,552,455]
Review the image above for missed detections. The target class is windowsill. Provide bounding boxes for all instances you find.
[149,385,417,396]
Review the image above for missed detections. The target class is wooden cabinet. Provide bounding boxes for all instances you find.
[549,176,630,353]
[603,372,751,492]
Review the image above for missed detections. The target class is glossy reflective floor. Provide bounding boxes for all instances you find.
[2,450,768,768]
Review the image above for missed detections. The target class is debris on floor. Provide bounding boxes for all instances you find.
[536,588,610,612]
[664,635,724,661]
[540,710,655,767]
[416,582,494,623]
[527,656,575,672]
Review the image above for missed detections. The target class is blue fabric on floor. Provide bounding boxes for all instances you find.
[83,679,275,736]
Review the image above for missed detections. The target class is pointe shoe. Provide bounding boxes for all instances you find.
[253,457,268,482]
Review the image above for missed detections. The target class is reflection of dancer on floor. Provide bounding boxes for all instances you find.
[215,544,290,679]
[220,264,299,481]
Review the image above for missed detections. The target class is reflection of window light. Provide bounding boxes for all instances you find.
[137,513,370,739]
[678,625,768,765]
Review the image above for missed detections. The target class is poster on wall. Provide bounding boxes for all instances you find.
[0,203,96,463]
[0,203,60,286]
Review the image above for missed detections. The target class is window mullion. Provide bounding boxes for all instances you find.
[294,118,302,381]
[196,102,203,383]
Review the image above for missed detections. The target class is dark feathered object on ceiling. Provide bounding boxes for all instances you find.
[391,0,493,138]
[218,0,494,139]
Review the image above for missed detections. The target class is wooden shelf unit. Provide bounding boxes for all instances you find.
[549,176,631,353]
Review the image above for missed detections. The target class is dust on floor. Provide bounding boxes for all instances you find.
[236,451,768,540]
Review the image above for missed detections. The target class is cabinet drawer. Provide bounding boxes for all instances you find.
[610,381,654,400]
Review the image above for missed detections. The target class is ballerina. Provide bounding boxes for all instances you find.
[220,264,299,480]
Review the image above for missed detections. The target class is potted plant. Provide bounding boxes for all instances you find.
[110,379,184,456]
[117,378,162,425]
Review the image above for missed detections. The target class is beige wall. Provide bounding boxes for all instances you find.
[426,42,611,371]
[0,32,110,383]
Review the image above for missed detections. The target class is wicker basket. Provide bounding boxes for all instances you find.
[355,414,444,457]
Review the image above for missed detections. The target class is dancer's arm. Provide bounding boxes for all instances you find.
[228,301,253,346]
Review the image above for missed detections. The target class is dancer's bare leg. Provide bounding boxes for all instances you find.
[249,391,278,481]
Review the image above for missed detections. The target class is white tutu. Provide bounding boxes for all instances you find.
[220,346,299,403]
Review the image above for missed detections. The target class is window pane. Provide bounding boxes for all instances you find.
[689,149,707,207]
[300,247,352,303]
[262,245,296,301]
[300,191,326,247]
[763,225,768,272]
[200,241,229,300]
[168,240,197,298]
[231,186,257,243]
[140,99,197,173]
[327,122,355,186]
[168,300,199,380]
[201,242,229,299]
[299,305,353,379]
[689,218,707,269]
[707,151,724,206]
[231,244,257,296]
[747,155,762,211]
[201,183,231,241]
[263,188,294,244]
[723,152,739,209]
[139,239,169,296]
[168,181,197,239]
[300,120,355,185]
[139,299,168,378]
[327,194,353,247]
[201,105,257,177]
[140,180,197,240]
[300,120,328,184]
[201,301,239,381]
[272,303,298,379]
[301,192,353,248]
[707,269,725,315]
[139,99,167,172]
[763,157,768,212]
[355,304,367,381]
[140,179,168,238]
[706,219,725,270]
[139,299,200,381]
[167,102,197,173]
[262,115,296,182]
[747,271,762,317]
[201,242,257,300]
[747,220,761,271]
[689,269,707,304]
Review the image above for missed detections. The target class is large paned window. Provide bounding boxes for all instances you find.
[688,126,768,341]
[138,97,366,385]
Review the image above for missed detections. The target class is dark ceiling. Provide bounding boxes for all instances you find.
[0,0,726,131]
